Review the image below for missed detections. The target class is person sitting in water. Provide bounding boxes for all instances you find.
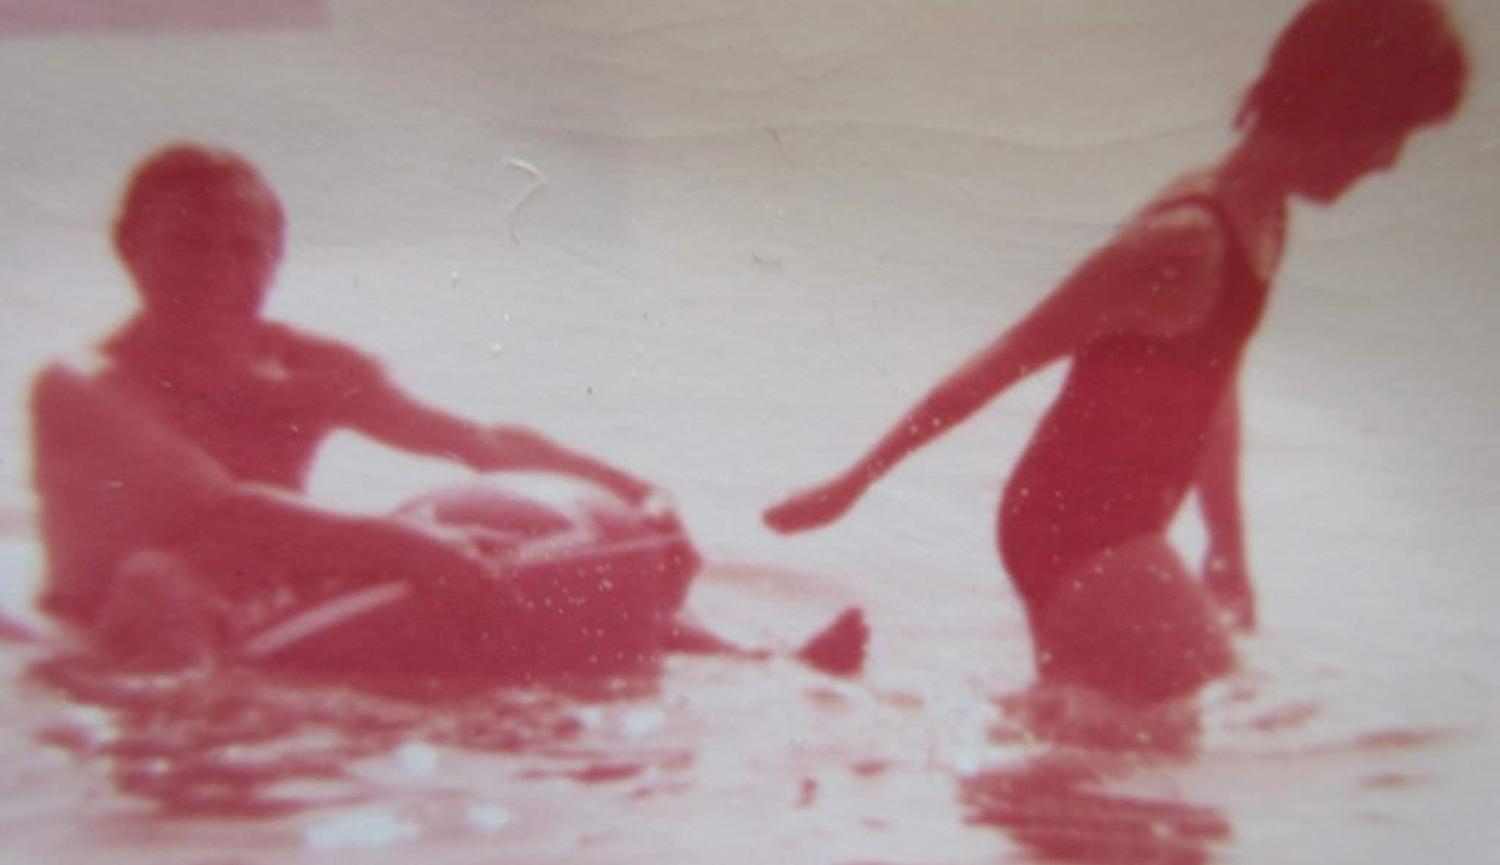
[765,0,1467,710]
[30,144,687,673]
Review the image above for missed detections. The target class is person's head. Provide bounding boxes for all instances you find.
[1237,0,1468,202]
[113,144,285,322]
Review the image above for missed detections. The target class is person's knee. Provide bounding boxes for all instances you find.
[94,550,223,670]
[1031,538,1234,704]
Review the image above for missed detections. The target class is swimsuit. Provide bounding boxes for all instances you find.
[998,192,1268,701]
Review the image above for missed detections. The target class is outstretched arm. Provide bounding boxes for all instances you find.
[763,295,1080,533]
[329,354,654,503]
[765,203,1228,534]
[1196,385,1255,630]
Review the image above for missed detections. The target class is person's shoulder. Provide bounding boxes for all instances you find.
[30,349,118,404]
[42,348,114,380]
[1119,171,1227,253]
[1146,169,1221,212]
[1101,170,1224,265]
[29,351,132,434]
[1084,174,1230,339]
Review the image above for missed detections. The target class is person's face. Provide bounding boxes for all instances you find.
[1289,126,1412,204]
[123,179,283,322]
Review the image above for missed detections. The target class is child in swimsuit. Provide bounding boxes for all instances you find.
[766,0,1468,707]
[31,144,676,671]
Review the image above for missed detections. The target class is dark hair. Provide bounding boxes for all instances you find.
[113,144,284,258]
[1238,0,1468,135]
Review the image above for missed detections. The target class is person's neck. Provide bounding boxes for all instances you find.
[1213,137,1291,245]
[1204,137,1292,281]
[122,308,262,351]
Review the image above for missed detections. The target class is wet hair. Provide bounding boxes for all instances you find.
[1238,0,1468,135]
[113,143,285,262]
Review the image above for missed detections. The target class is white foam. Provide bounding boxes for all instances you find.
[304,808,420,851]
[465,802,515,834]
[622,707,666,738]
[393,741,439,774]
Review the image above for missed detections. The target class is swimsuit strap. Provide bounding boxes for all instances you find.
[1143,192,1262,288]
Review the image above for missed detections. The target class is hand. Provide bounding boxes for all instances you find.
[639,486,678,523]
[763,474,864,534]
[1202,546,1256,632]
[425,523,522,569]
[421,525,514,583]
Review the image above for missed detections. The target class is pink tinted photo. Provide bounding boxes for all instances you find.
[1,2,1495,863]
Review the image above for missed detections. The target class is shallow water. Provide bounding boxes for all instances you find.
[2,552,1491,865]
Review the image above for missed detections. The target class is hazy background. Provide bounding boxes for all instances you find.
[1,2,1497,860]
[4,0,1498,633]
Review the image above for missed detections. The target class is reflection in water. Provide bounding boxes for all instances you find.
[30,653,666,817]
[961,684,1228,865]
[963,756,1228,865]
[960,684,1460,864]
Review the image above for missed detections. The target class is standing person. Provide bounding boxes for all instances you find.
[766,0,1467,709]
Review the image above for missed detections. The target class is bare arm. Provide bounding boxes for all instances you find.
[31,363,495,590]
[763,294,1082,532]
[765,205,1227,533]
[357,394,653,503]
[325,351,654,503]
[1196,385,1255,630]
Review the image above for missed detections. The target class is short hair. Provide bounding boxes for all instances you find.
[113,144,285,259]
[1238,0,1468,135]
